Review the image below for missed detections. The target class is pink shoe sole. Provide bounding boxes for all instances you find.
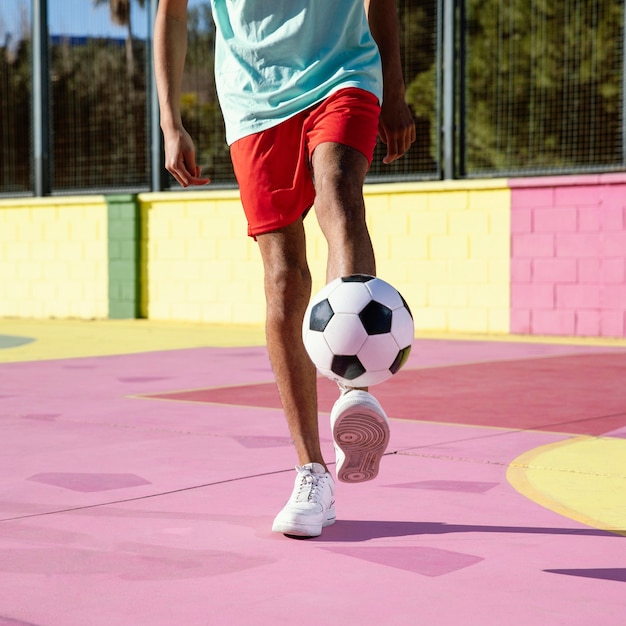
[332,400,390,483]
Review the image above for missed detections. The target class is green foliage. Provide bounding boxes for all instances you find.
[463,0,624,173]
[49,37,148,189]
[0,37,31,192]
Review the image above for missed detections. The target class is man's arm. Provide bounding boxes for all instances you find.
[154,0,209,186]
[365,0,416,164]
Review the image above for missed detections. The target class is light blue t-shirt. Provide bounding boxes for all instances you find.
[211,0,383,145]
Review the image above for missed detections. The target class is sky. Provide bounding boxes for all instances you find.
[0,0,209,41]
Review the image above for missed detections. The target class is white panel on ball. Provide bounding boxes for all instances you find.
[391,307,415,349]
[327,282,372,313]
[303,332,334,370]
[323,313,368,354]
[357,333,402,374]
[366,278,405,310]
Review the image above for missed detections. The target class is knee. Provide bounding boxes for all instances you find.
[257,221,311,318]
[312,143,368,209]
[265,261,311,294]
[315,163,362,208]
[264,262,312,318]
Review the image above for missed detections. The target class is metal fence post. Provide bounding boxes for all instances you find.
[442,0,456,179]
[32,0,51,196]
[457,0,467,177]
[623,1,626,168]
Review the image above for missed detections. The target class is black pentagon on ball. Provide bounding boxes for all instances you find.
[309,299,334,331]
[389,345,412,374]
[341,274,375,283]
[359,300,393,335]
[331,354,366,380]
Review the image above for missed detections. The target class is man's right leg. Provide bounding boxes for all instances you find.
[256,219,336,537]
[230,111,338,536]
[256,218,325,470]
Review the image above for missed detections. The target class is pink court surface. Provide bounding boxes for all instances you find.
[1,319,625,626]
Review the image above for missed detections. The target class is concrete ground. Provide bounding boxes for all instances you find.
[1,319,625,626]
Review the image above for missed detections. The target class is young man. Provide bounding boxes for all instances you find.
[154,0,416,538]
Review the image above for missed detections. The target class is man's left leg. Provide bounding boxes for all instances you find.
[311,141,391,484]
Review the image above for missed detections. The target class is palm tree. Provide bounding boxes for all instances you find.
[93,0,146,75]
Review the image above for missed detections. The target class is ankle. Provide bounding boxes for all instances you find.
[299,458,328,473]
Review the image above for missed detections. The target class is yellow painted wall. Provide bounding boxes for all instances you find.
[140,179,511,333]
[375,180,511,333]
[0,197,108,318]
[139,190,266,324]
[0,183,510,329]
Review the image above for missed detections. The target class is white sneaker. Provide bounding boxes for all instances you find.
[272,463,336,537]
[330,389,390,483]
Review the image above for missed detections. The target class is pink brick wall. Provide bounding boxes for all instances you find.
[509,174,626,338]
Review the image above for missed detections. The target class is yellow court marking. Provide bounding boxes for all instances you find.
[0,319,266,362]
[507,437,626,536]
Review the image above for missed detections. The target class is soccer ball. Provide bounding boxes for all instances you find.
[302,274,414,387]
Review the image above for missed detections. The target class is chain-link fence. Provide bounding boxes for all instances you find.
[0,1,31,194]
[461,0,625,176]
[0,0,624,196]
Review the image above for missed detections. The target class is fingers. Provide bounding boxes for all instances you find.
[164,130,210,187]
[380,122,416,164]
[381,130,415,163]
[379,103,417,164]
[167,153,210,187]
[166,157,211,187]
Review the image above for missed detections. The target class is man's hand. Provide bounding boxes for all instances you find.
[378,98,416,164]
[155,0,208,187]
[163,125,210,187]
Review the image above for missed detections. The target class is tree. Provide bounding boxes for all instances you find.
[463,0,623,173]
[93,0,145,75]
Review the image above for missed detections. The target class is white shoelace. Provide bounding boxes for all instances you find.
[336,381,356,395]
[294,466,326,503]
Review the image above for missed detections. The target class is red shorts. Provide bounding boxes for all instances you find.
[230,88,381,238]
